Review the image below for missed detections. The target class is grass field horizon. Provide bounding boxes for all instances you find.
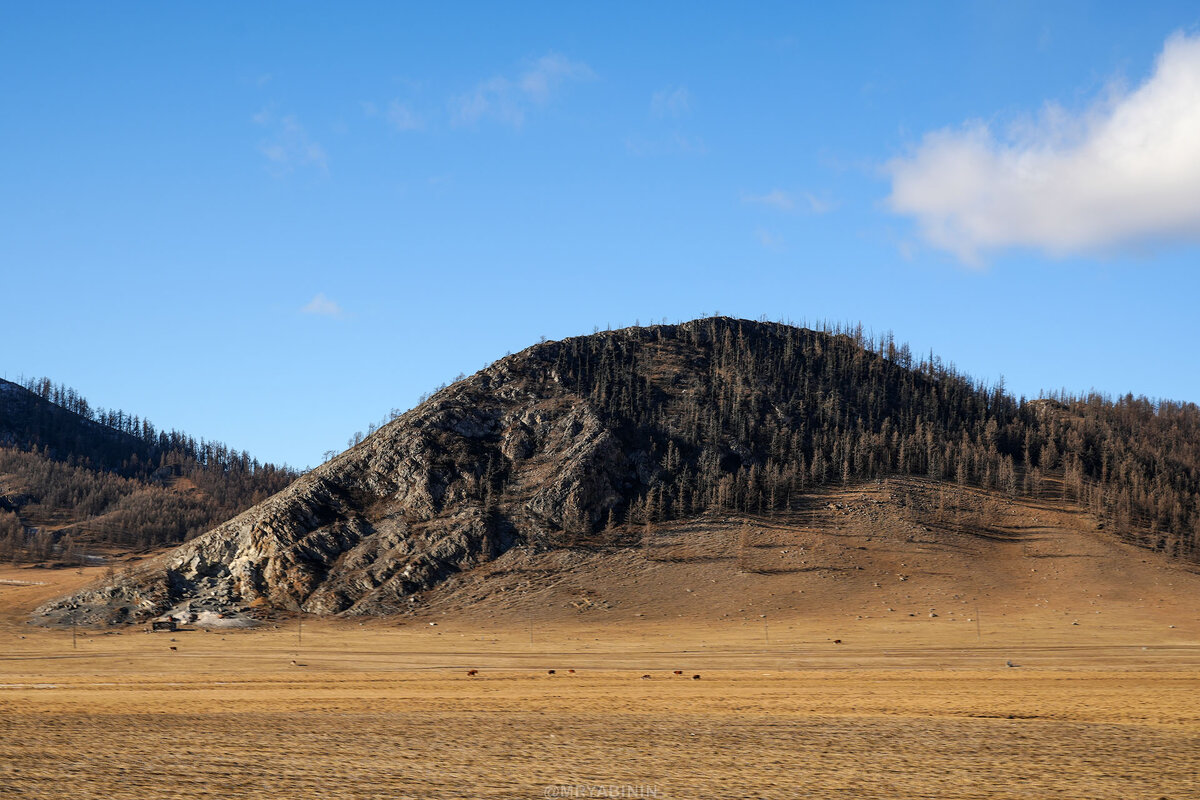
[3,480,1200,798]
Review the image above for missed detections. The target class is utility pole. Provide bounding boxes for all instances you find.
[297,617,302,647]
[72,620,77,650]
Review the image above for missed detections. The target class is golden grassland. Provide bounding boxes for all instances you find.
[3,664,1198,800]
[4,481,1200,800]
[2,582,1199,798]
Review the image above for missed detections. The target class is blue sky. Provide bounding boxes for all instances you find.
[3,2,1200,469]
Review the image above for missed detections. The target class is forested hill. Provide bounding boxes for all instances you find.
[37,317,1200,624]
[549,318,1200,559]
[0,377,298,560]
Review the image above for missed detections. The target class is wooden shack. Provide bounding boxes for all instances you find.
[151,618,177,632]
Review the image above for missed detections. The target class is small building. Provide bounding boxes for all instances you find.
[151,618,177,632]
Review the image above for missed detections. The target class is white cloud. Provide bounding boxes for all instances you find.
[887,31,1200,265]
[255,110,327,174]
[450,52,593,127]
[755,227,783,250]
[804,193,833,214]
[519,53,592,101]
[386,101,424,132]
[651,86,691,118]
[628,87,703,157]
[742,189,832,214]
[301,293,343,317]
[744,189,795,210]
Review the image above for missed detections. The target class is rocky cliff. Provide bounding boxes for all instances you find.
[36,327,644,623]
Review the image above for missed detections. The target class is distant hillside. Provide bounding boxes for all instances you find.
[37,318,1200,623]
[0,377,298,561]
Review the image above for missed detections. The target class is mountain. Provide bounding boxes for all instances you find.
[0,377,297,561]
[36,317,1200,624]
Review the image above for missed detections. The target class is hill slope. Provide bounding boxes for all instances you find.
[0,377,297,559]
[36,318,1200,623]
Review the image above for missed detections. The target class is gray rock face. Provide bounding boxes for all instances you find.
[37,340,634,623]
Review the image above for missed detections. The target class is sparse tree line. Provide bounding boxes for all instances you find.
[330,373,474,462]
[540,318,1200,560]
[332,407,410,462]
[0,378,298,561]
[12,376,292,477]
[0,509,83,566]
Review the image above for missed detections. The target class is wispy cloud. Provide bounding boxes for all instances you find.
[254,109,327,174]
[519,53,592,101]
[742,189,833,214]
[624,132,708,157]
[887,31,1200,265]
[627,85,704,156]
[386,101,424,132]
[361,54,590,136]
[449,52,593,128]
[651,86,691,118]
[755,227,784,250]
[301,293,343,317]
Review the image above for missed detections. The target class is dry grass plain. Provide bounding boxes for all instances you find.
[4,481,1200,799]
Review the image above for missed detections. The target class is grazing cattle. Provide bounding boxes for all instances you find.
[834,639,842,644]
[641,674,652,679]
[673,670,683,675]
[467,669,478,676]
[169,646,177,651]
[692,674,701,680]
[567,669,575,674]
[547,669,556,675]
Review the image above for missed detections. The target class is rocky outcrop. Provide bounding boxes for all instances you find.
[36,335,638,624]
